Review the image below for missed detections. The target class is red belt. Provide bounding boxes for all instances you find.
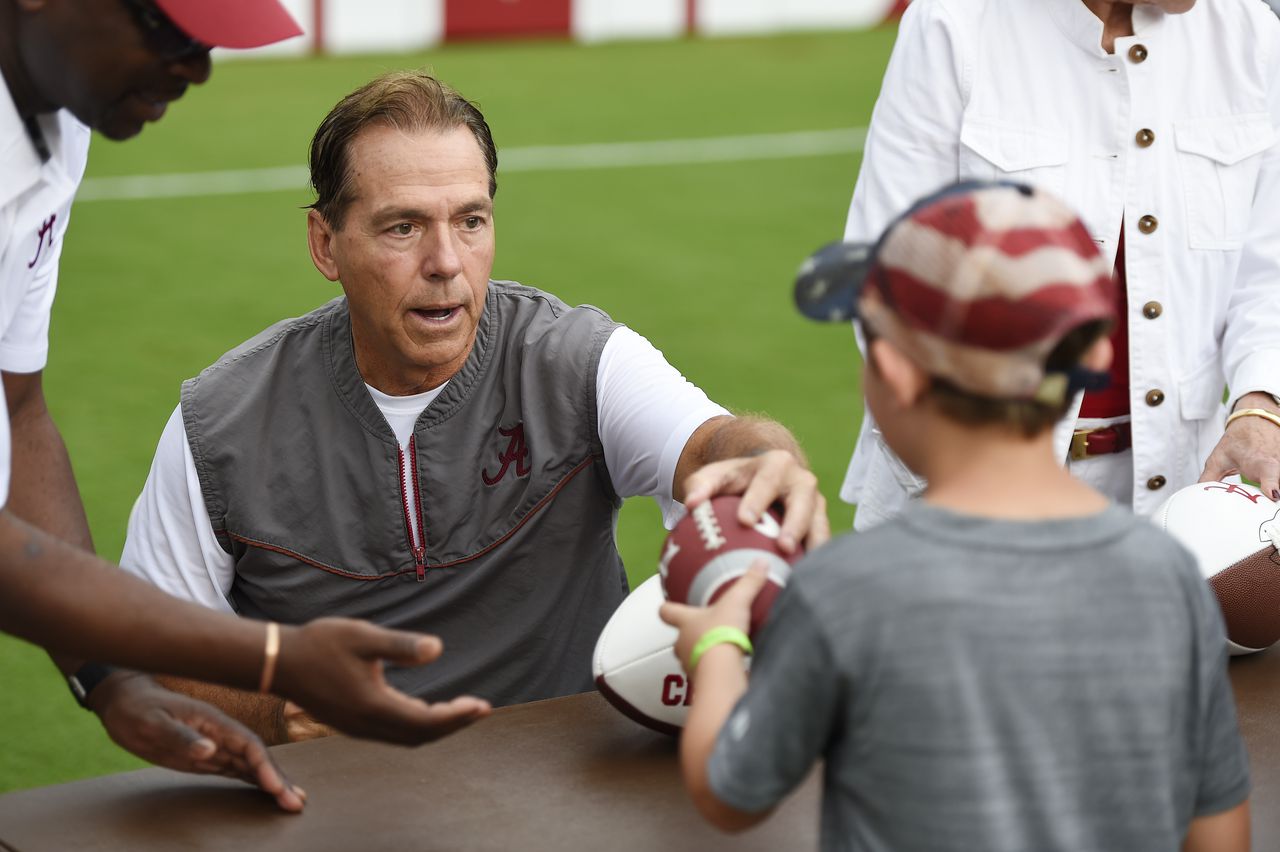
[1070,422,1132,461]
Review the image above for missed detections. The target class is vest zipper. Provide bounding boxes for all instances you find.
[398,438,427,582]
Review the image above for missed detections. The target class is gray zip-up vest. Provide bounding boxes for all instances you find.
[181,281,627,706]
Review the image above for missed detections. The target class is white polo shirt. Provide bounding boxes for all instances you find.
[843,0,1280,525]
[0,77,91,507]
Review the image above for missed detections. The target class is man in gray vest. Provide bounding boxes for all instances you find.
[120,71,827,744]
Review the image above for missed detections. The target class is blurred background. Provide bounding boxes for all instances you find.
[0,1,902,791]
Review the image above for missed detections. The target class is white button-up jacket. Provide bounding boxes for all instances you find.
[843,0,1280,525]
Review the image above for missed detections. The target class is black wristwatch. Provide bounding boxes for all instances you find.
[67,662,119,710]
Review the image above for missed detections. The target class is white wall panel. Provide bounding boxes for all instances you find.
[573,0,686,43]
[324,0,445,54]
[216,0,897,61]
[783,0,894,28]
[696,0,894,36]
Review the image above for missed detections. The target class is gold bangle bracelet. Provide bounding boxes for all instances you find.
[258,622,280,694]
[1226,408,1280,430]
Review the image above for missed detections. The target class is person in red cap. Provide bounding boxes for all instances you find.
[0,0,489,811]
[662,182,1250,852]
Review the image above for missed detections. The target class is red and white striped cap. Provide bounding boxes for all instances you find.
[796,182,1116,403]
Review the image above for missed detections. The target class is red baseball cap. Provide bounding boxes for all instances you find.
[155,0,303,49]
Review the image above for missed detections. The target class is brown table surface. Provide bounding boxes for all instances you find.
[1,649,1276,852]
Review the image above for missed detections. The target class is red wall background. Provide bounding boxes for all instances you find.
[445,0,572,40]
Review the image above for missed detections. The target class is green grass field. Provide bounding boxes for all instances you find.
[0,27,895,792]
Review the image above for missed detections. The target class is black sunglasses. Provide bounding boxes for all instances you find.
[119,0,208,59]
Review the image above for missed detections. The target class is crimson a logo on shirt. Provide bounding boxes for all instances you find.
[27,214,56,269]
[482,422,531,486]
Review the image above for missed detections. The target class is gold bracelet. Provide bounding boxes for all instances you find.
[1226,408,1280,430]
[258,622,280,694]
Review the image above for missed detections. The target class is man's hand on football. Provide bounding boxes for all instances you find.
[1200,392,1280,500]
[682,449,830,554]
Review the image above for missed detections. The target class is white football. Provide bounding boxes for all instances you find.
[593,575,690,735]
[1154,481,1280,655]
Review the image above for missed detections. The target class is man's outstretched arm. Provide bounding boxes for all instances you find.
[0,510,489,741]
[2,370,310,808]
[4,370,95,675]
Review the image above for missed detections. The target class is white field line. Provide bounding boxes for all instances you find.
[75,127,867,203]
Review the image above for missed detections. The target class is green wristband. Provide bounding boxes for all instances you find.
[688,626,753,673]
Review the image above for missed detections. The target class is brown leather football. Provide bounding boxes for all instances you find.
[658,495,802,637]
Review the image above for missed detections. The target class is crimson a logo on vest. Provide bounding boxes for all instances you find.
[483,422,531,486]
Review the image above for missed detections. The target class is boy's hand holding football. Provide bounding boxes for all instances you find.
[660,561,769,676]
[660,561,773,833]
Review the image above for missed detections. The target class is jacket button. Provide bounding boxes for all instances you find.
[1147,475,1167,491]
[1129,44,1148,63]
[1138,214,1159,234]
[1135,128,1155,148]
[1142,301,1162,319]
[1146,389,1165,406]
